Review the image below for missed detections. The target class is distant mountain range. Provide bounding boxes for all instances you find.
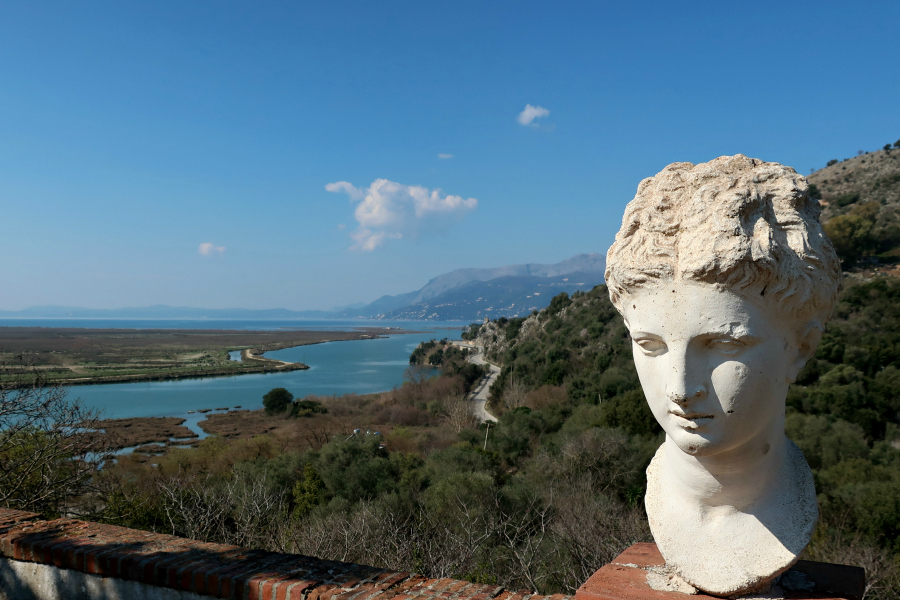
[0,253,606,322]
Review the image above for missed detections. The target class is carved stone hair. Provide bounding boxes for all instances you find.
[605,154,842,324]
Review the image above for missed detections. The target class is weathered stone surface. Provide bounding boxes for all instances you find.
[604,156,844,595]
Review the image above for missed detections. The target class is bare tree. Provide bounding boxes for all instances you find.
[418,490,501,578]
[548,479,650,591]
[442,395,478,433]
[499,492,556,592]
[158,473,234,542]
[157,468,287,549]
[502,376,527,411]
[0,368,115,516]
[225,469,288,549]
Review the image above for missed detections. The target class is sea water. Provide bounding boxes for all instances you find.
[1,319,464,426]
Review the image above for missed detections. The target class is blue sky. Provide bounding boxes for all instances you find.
[2,1,898,311]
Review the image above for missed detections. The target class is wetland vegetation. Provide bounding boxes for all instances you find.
[0,326,402,385]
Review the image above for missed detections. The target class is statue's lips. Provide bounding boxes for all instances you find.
[669,410,715,428]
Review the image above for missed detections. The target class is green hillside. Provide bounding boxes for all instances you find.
[810,141,900,267]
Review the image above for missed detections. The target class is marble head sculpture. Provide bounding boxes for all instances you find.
[605,155,842,595]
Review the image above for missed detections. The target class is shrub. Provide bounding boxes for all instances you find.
[263,387,294,415]
[835,192,861,207]
[547,292,572,315]
[293,398,327,417]
[824,203,879,265]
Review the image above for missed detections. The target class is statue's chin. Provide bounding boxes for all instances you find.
[665,429,720,457]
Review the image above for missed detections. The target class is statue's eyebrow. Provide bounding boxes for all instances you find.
[628,331,663,339]
[699,323,760,341]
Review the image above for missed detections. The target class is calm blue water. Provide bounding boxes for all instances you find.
[39,320,464,426]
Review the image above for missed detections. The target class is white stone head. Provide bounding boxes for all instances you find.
[604,155,842,594]
[606,154,841,458]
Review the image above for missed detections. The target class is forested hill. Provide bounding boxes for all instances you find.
[811,140,900,267]
[470,279,900,559]
[470,285,655,436]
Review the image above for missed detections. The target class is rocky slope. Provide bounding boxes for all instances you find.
[809,143,900,267]
[810,145,900,218]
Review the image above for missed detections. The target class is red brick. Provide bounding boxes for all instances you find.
[201,549,269,597]
[182,551,245,594]
[117,534,179,578]
[48,535,86,568]
[137,537,205,584]
[235,553,304,600]
[44,522,106,567]
[163,542,233,589]
[576,543,864,600]
[90,528,161,576]
[192,554,247,595]
[456,585,505,600]
[265,560,326,600]
[101,531,163,577]
[153,544,217,587]
[157,541,230,590]
[20,520,83,563]
[245,566,298,600]
[0,518,77,565]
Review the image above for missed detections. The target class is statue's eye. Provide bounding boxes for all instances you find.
[634,338,666,355]
[709,338,744,354]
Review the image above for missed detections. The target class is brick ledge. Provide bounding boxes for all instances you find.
[0,508,572,600]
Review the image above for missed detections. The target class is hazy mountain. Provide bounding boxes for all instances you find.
[341,253,605,319]
[409,253,605,304]
[1,253,606,322]
[376,271,606,321]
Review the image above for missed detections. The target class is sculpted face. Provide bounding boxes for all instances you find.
[622,280,810,458]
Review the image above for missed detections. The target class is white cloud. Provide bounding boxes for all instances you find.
[517,104,550,126]
[324,181,364,201]
[326,178,478,251]
[438,153,454,159]
[198,242,226,256]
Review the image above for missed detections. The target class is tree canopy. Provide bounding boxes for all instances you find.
[263,387,294,415]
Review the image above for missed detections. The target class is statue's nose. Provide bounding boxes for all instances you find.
[665,350,707,405]
[667,387,706,406]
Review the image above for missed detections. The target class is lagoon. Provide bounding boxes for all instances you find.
[8,319,464,428]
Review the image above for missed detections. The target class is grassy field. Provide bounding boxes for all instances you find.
[0,326,404,384]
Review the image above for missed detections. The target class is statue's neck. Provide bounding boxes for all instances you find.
[645,436,819,594]
[662,428,787,510]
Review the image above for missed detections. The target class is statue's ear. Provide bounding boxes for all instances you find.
[788,321,823,383]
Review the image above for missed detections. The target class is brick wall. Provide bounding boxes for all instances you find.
[0,509,573,600]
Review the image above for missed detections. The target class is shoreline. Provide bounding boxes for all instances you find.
[2,327,427,387]
[54,360,310,387]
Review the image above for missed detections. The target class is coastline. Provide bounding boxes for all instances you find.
[53,359,310,387]
[1,326,426,387]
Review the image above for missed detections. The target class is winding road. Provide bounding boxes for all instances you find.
[452,342,499,423]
